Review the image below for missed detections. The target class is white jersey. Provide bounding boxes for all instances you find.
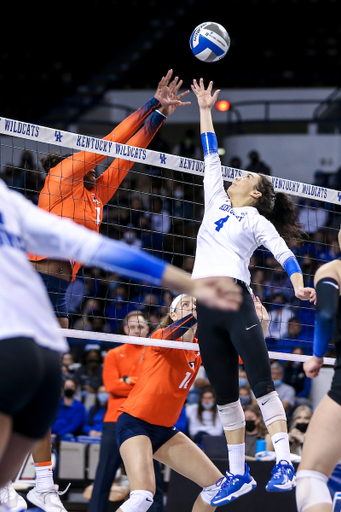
[0,180,103,352]
[192,152,295,285]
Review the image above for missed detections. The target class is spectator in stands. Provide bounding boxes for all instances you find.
[330,237,341,260]
[186,387,223,445]
[20,150,45,204]
[139,292,160,316]
[263,264,293,302]
[51,379,85,441]
[106,284,135,333]
[1,163,25,192]
[288,405,313,456]
[147,311,162,331]
[271,362,296,413]
[246,150,271,176]
[266,403,313,455]
[182,255,195,274]
[144,196,171,234]
[172,128,202,159]
[86,308,111,334]
[229,156,242,169]
[168,182,192,223]
[284,347,312,406]
[128,194,145,228]
[121,224,142,249]
[244,404,267,458]
[61,352,80,379]
[159,290,174,318]
[275,316,313,354]
[83,386,109,437]
[250,268,266,301]
[297,199,328,236]
[266,292,293,340]
[239,385,253,407]
[73,347,103,396]
[72,297,103,331]
[313,230,336,263]
[238,366,248,388]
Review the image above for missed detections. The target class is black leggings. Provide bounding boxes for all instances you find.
[197,285,275,405]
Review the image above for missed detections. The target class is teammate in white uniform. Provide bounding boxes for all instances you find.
[0,179,242,497]
[191,79,316,507]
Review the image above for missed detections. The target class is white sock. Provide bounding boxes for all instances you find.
[227,443,245,476]
[271,432,291,464]
[35,463,54,490]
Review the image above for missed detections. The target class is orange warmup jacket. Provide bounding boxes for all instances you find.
[102,343,145,423]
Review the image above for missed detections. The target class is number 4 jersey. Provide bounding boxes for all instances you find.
[192,151,295,285]
[118,328,201,428]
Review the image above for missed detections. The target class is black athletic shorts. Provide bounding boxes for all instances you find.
[116,413,179,453]
[197,282,275,405]
[0,337,62,439]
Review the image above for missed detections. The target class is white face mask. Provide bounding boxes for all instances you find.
[97,392,109,404]
[124,231,136,243]
[174,189,183,199]
[201,401,215,410]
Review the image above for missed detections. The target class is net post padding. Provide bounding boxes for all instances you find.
[63,328,335,366]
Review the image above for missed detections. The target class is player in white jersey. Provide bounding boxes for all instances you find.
[0,178,242,494]
[191,79,316,507]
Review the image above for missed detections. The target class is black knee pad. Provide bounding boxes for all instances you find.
[252,379,275,399]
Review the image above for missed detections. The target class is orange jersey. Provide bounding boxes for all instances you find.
[29,97,165,280]
[102,343,145,423]
[119,329,202,427]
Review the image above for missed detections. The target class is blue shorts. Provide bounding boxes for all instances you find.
[116,413,179,453]
[39,272,69,318]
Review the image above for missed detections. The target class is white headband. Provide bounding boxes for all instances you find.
[170,294,188,313]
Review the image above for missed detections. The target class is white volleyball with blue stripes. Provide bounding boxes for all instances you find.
[190,22,230,62]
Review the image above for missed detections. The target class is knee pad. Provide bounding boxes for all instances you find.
[201,482,221,505]
[120,490,154,512]
[256,391,286,427]
[296,470,331,512]
[217,400,245,431]
[252,379,275,399]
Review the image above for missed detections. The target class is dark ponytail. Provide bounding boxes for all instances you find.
[40,152,72,173]
[255,174,303,242]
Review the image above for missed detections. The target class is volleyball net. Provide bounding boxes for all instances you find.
[1,116,340,366]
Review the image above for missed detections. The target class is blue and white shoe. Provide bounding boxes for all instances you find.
[211,464,257,506]
[266,460,296,492]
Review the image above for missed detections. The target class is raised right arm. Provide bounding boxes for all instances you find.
[191,79,226,207]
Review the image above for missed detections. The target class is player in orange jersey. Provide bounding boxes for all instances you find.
[116,294,225,512]
[29,69,190,329]
[88,311,163,512]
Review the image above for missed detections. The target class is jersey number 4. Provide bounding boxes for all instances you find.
[214,214,230,232]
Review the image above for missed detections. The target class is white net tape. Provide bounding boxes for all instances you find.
[64,328,336,365]
[1,117,340,204]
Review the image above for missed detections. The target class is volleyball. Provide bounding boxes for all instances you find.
[190,22,230,62]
